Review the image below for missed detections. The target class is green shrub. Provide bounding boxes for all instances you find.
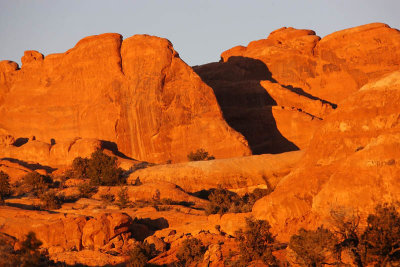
[116,186,129,209]
[0,171,11,204]
[288,203,400,267]
[100,193,115,204]
[361,203,400,266]
[206,188,239,215]
[0,231,54,266]
[206,188,270,215]
[71,157,89,179]
[77,182,97,198]
[176,238,206,265]
[39,190,63,210]
[235,217,278,266]
[71,149,125,186]
[289,226,337,267]
[0,233,20,266]
[187,148,214,161]
[128,243,152,267]
[22,171,52,196]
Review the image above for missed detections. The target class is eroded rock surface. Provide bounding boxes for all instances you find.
[0,34,250,164]
[253,72,400,240]
[127,151,303,192]
[195,23,400,153]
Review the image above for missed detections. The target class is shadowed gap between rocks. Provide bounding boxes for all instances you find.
[100,140,134,160]
[282,84,337,109]
[193,56,299,154]
[1,157,57,173]
[133,217,169,241]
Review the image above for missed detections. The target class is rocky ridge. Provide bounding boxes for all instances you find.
[0,23,400,266]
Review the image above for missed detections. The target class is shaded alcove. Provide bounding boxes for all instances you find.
[193,56,299,154]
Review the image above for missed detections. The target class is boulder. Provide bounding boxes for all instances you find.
[82,213,133,250]
[144,235,167,253]
[0,206,135,253]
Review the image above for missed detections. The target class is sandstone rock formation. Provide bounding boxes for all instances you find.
[0,34,250,164]
[1,23,400,266]
[127,151,303,192]
[92,182,208,208]
[0,136,102,167]
[0,206,137,254]
[195,23,400,153]
[253,71,400,240]
[221,23,400,103]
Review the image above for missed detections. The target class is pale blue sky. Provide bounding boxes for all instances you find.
[0,0,399,66]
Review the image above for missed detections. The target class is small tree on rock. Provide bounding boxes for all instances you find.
[361,203,400,266]
[0,171,11,204]
[235,217,278,266]
[187,148,214,161]
[176,238,206,265]
[289,226,338,267]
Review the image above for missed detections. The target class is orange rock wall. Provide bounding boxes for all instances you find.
[0,34,250,163]
[221,23,400,104]
[252,72,400,240]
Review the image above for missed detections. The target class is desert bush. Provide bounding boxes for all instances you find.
[176,238,206,265]
[22,171,52,196]
[0,234,20,266]
[0,171,11,204]
[187,148,214,161]
[288,203,400,267]
[71,149,125,186]
[361,203,400,266]
[289,226,337,267]
[71,156,89,179]
[235,217,278,266]
[329,208,362,266]
[87,149,124,186]
[0,231,55,267]
[39,190,63,210]
[77,182,97,198]
[128,242,152,267]
[206,188,270,215]
[206,188,239,215]
[100,193,115,204]
[116,186,129,209]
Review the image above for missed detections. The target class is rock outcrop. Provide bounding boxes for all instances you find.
[221,23,400,103]
[127,151,303,192]
[0,206,136,253]
[252,71,400,240]
[0,34,250,164]
[195,23,400,153]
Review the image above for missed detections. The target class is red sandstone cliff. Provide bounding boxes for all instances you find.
[0,34,250,164]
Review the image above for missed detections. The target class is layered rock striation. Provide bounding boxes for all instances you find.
[0,34,250,164]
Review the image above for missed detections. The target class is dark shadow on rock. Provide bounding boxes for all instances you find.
[100,140,134,160]
[131,217,169,241]
[282,84,337,109]
[5,202,41,211]
[13,137,29,147]
[193,56,299,154]
[1,157,57,173]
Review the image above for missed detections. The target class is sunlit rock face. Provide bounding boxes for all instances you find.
[196,23,400,154]
[252,71,400,240]
[0,34,250,164]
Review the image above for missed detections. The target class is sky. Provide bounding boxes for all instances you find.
[0,0,399,67]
